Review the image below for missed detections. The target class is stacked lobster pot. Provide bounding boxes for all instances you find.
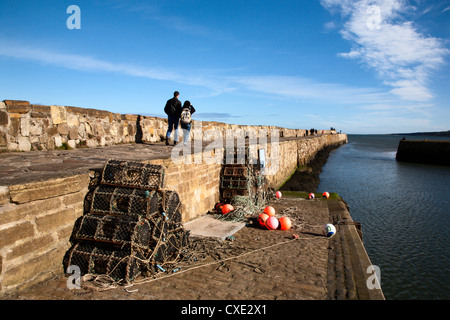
[63,160,189,284]
[220,146,268,205]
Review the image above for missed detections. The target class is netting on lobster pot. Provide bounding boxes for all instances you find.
[160,190,182,223]
[70,214,154,250]
[63,243,145,283]
[101,159,165,190]
[87,185,162,219]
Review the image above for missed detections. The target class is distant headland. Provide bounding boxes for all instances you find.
[391,130,450,137]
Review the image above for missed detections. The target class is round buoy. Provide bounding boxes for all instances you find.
[275,191,282,199]
[215,203,224,213]
[257,213,269,228]
[308,193,315,200]
[322,192,330,199]
[279,217,291,230]
[222,204,234,214]
[265,216,279,230]
[264,206,276,217]
[323,223,336,238]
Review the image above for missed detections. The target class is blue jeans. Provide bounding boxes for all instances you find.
[181,123,191,144]
[166,115,179,142]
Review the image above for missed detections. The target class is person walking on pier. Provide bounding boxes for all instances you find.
[164,91,182,145]
[180,100,196,146]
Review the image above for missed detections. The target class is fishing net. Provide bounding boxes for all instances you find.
[101,159,165,190]
[217,163,269,222]
[63,243,145,284]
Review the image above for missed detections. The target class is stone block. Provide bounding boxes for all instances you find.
[8,174,89,204]
[0,197,63,226]
[0,222,35,248]
[54,135,62,147]
[20,115,30,137]
[50,105,67,125]
[29,122,43,136]
[57,123,68,135]
[0,130,7,147]
[0,110,8,125]
[35,207,79,233]
[4,100,31,114]
[31,104,51,113]
[2,246,65,289]
[86,108,110,118]
[0,186,9,205]
[6,234,54,260]
[9,117,20,136]
[66,113,79,127]
[67,139,76,149]
[18,137,31,151]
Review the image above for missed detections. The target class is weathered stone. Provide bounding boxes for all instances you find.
[20,115,30,137]
[67,139,76,149]
[35,207,80,233]
[31,104,51,113]
[66,106,87,116]
[6,234,54,260]
[54,135,62,147]
[66,113,79,127]
[4,100,31,114]
[0,186,9,205]
[2,246,65,289]
[50,105,66,125]
[57,123,68,135]
[46,126,58,136]
[8,174,89,204]
[18,137,31,152]
[86,108,110,118]
[0,111,8,125]
[9,117,20,136]
[29,122,43,136]
[0,130,7,147]
[0,222,35,248]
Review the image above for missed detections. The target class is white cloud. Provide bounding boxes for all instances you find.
[0,39,388,106]
[321,0,449,102]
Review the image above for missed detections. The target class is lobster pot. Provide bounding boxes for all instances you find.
[87,185,162,219]
[101,159,164,190]
[160,190,182,223]
[63,243,145,283]
[70,214,154,250]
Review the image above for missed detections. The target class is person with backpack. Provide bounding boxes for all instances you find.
[180,100,196,146]
[164,91,182,145]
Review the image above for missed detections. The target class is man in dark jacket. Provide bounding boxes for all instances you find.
[164,91,182,145]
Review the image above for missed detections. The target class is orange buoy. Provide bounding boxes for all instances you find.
[322,192,330,199]
[264,206,276,217]
[308,193,315,199]
[265,216,279,230]
[215,203,224,213]
[275,191,282,199]
[222,204,234,214]
[257,213,269,228]
[279,217,291,230]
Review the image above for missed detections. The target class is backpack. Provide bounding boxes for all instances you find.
[180,108,191,124]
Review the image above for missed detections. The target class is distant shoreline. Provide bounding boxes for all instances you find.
[390,130,450,137]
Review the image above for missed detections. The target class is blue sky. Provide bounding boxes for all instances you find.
[0,0,449,134]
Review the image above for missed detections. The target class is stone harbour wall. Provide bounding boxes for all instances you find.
[0,99,337,152]
[0,99,346,294]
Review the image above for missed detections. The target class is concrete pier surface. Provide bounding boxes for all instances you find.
[0,137,383,300]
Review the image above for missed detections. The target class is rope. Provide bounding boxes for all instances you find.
[124,235,318,290]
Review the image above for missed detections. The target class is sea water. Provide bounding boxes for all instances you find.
[318,134,450,300]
